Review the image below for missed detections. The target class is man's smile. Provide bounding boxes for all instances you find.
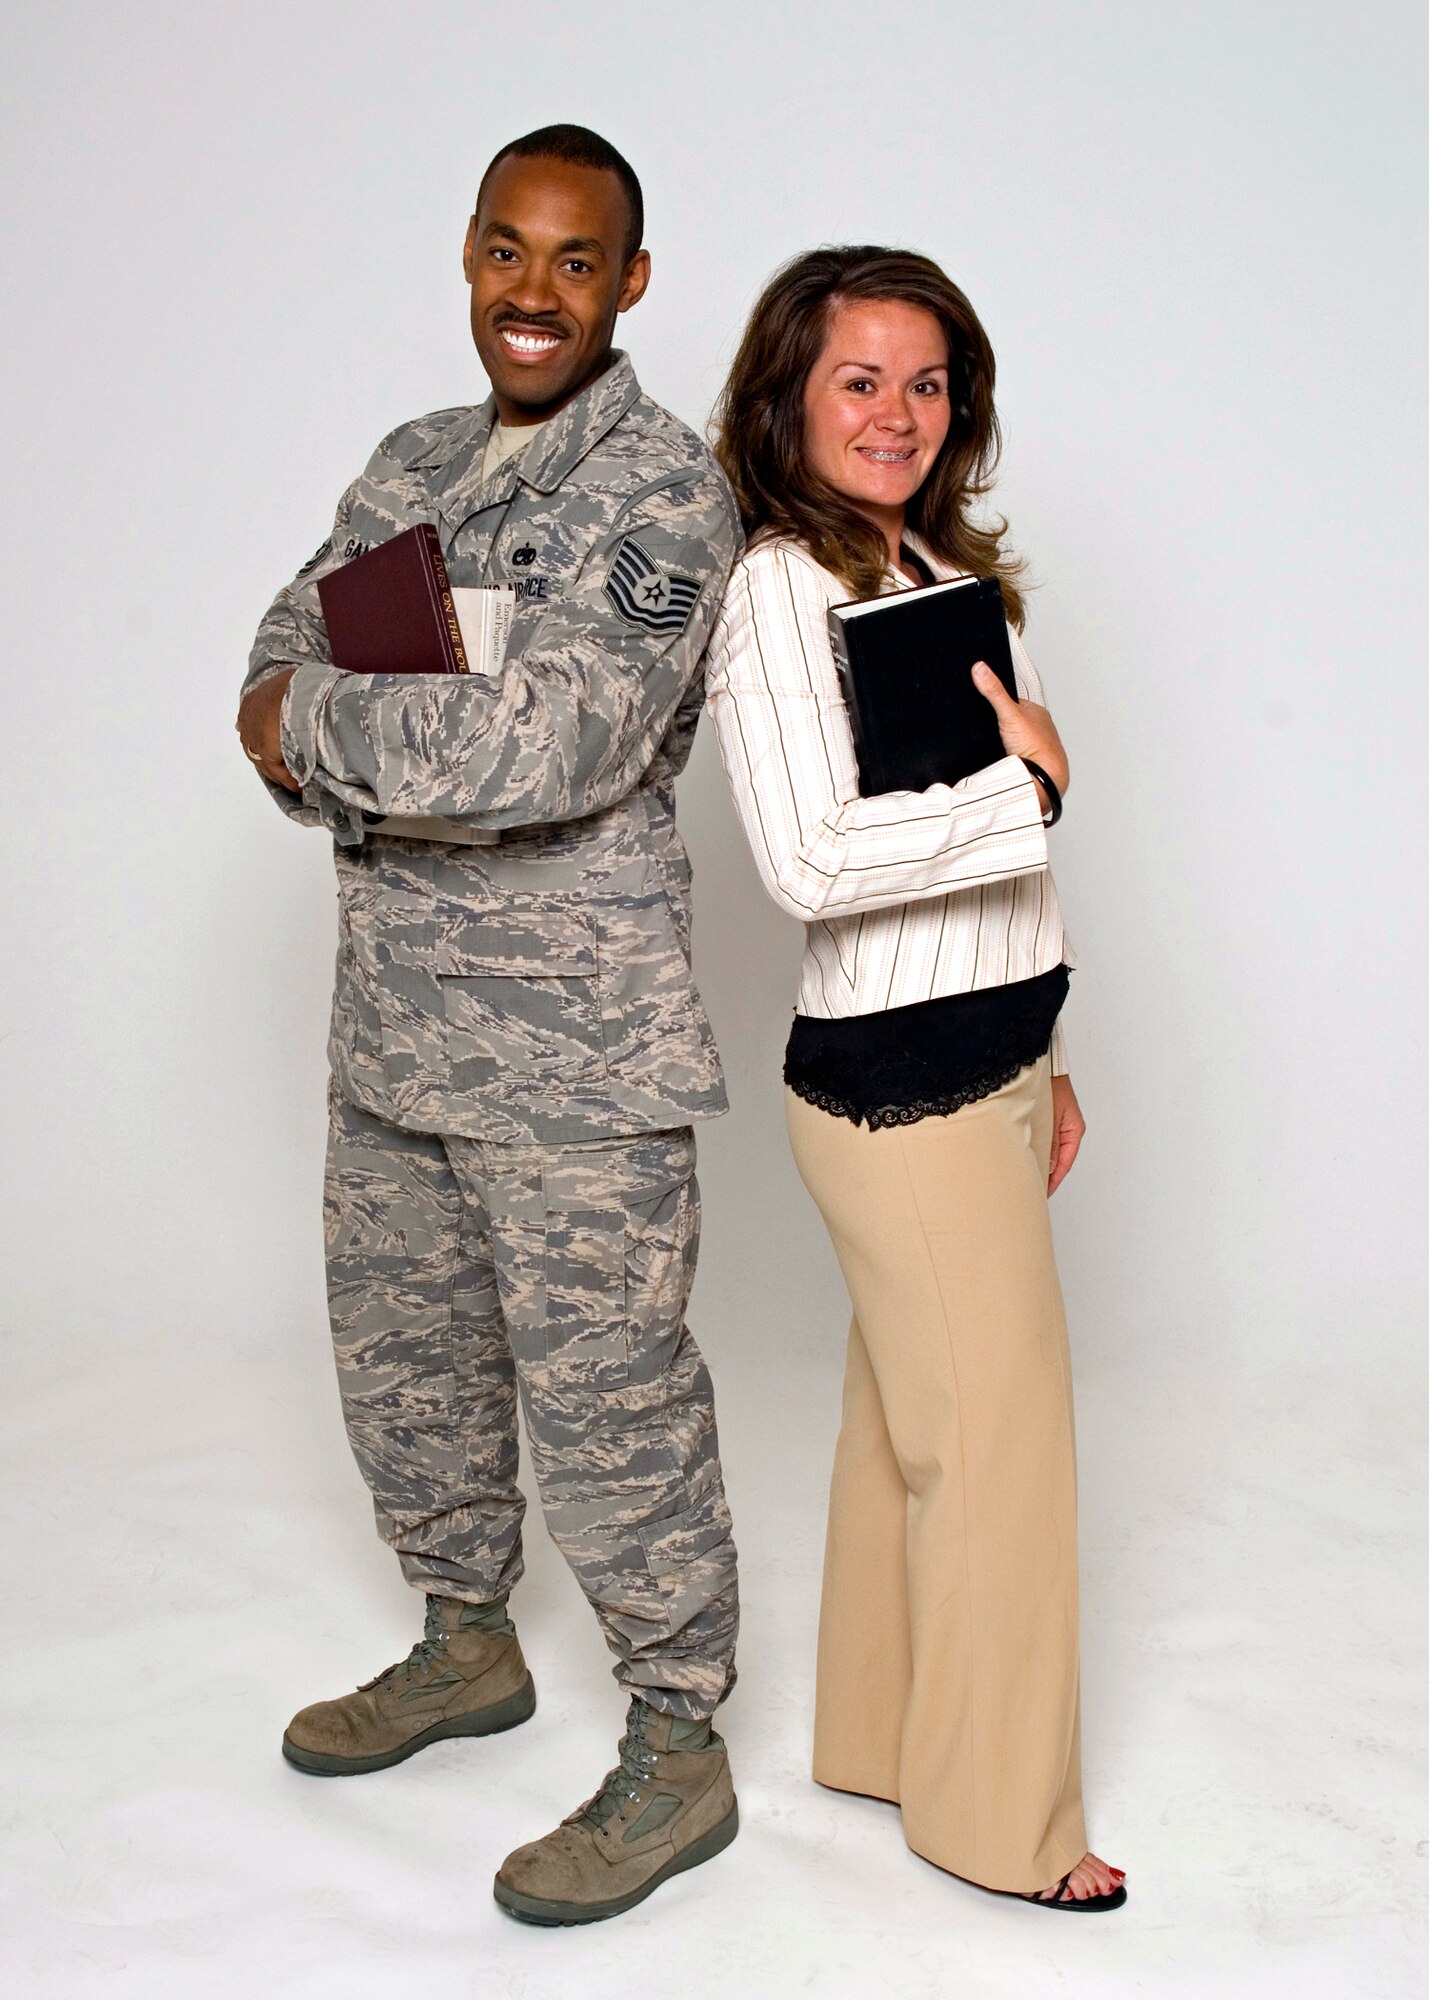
[496,323,568,359]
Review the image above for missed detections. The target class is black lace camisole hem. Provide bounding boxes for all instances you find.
[784,966,1071,1131]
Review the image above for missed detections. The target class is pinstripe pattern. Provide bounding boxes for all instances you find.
[705,537,1074,1070]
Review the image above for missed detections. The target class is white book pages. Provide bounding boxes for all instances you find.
[453,585,517,676]
[364,586,516,845]
[832,575,976,621]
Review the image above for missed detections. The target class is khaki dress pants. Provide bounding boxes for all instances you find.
[785,1054,1087,1892]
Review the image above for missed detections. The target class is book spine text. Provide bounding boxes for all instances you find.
[418,524,469,674]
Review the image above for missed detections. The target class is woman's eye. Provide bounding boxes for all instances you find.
[912,379,945,395]
[845,378,874,393]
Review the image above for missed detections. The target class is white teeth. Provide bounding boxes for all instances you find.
[501,328,562,353]
[861,449,915,463]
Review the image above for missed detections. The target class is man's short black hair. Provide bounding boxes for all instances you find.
[475,124,644,265]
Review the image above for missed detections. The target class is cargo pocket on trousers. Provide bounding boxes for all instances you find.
[638,1487,736,1642]
[542,1202,629,1391]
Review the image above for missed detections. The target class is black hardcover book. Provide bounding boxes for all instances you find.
[827,575,1018,796]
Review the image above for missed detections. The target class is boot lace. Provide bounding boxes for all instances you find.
[361,1596,450,1692]
[574,1701,658,1830]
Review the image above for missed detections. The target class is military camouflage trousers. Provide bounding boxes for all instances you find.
[322,1089,739,1719]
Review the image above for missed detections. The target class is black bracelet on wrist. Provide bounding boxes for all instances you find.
[1021,757,1063,827]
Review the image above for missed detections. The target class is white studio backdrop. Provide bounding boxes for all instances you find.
[1,4,1425,1997]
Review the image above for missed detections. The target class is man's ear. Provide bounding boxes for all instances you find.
[616,249,651,315]
[462,215,477,284]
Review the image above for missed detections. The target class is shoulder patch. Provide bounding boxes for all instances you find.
[296,537,332,577]
[604,535,701,636]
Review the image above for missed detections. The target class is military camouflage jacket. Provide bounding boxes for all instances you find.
[244,354,739,1143]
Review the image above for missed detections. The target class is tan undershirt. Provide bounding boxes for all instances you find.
[482,418,546,482]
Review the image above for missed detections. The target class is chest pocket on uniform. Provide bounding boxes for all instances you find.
[492,525,564,606]
[436,899,606,1094]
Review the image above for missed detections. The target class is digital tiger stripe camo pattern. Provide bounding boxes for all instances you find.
[242,353,741,1145]
[324,1091,738,1718]
[244,354,741,1711]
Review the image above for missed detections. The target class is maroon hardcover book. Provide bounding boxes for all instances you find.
[317,523,470,674]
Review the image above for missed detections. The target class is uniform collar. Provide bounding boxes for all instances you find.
[422,351,643,531]
[520,350,641,493]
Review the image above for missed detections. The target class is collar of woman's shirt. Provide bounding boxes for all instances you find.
[889,530,969,592]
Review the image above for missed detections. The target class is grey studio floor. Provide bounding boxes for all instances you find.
[3,1122,1424,1998]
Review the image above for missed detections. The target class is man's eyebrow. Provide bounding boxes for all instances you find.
[480,221,608,257]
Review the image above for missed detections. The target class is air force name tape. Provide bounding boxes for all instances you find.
[604,536,701,636]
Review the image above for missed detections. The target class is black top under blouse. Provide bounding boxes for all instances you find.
[784,966,1070,1131]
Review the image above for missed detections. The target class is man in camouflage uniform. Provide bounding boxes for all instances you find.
[237,126,740,1924]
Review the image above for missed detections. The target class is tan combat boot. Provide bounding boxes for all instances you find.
[282,1595,535,1775]
[493,1698,738,1924]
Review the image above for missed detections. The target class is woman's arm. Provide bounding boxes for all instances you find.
[705,546,1051,923]
[1048,1072,1085,1194]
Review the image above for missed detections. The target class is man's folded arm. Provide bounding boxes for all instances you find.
[279,473,740,834]
[243,475,363,831]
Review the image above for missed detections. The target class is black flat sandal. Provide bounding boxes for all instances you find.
[1017,1870,1127,1912]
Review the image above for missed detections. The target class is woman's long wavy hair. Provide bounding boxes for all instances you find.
[712,245,1025,626]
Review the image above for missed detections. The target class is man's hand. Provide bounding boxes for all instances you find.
[971,662,1069,808]
[1047,1071,1085,1195]
[237,669,300,791]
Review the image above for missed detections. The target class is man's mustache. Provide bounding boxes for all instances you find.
[492,311,572,336]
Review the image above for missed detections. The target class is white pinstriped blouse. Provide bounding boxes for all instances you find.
[704,534,1073,1072]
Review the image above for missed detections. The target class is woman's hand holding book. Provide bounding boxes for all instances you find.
[970,661,1069,809]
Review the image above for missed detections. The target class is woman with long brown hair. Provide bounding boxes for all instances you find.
[706,247,1125,1909]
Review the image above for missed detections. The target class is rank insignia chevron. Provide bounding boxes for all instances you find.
[604,536,702,635]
